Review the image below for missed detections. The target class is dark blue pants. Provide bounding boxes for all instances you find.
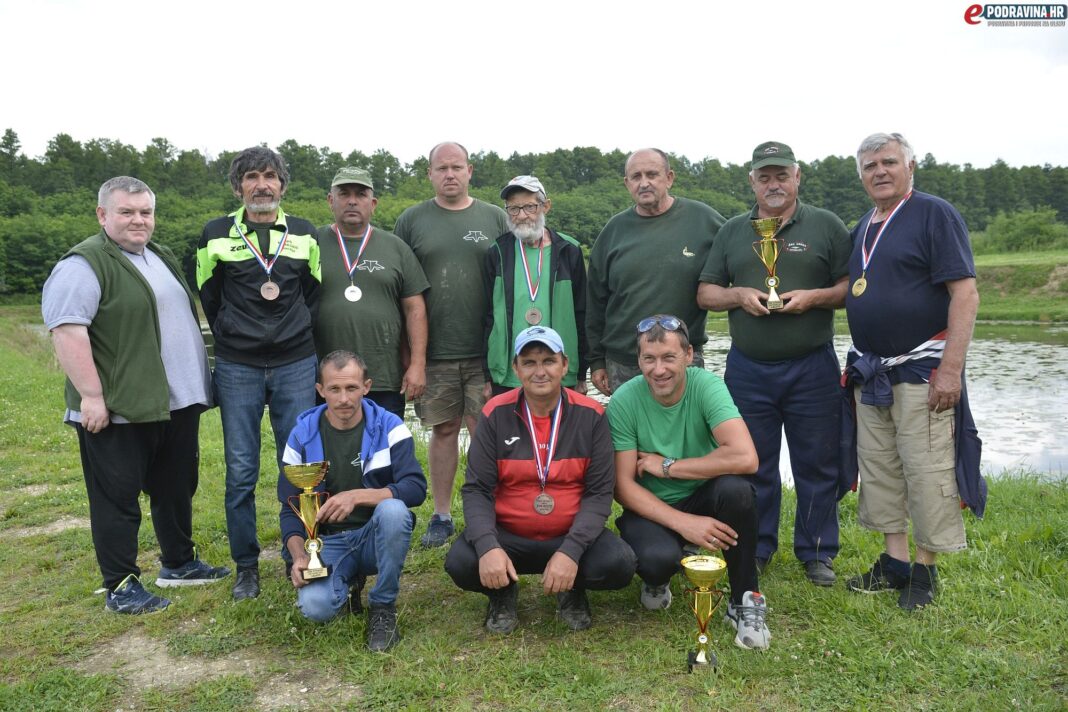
[724,343,841,564]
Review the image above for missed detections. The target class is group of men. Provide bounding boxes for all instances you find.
[43,132,982,653]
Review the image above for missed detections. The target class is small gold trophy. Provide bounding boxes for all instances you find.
[751,217,785,310]
[681,554,728,672]
[283,461,331,580]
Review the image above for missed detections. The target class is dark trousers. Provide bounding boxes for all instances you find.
[76,406,200,590]
[368,391,406,419]
[617,475,757,605]
[445,527,636,594]
[724,343,841,564]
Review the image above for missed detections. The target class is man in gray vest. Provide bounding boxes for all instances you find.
[42,176,229,614]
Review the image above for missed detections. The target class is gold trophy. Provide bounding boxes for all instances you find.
[751,217,785,310]
[681,554,728,672]
[283,461,331,580]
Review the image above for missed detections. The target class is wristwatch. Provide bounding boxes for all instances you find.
[661,457,676,479]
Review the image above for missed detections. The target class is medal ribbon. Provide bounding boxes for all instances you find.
[517,238,545,303]
[233,218,290,279]
[333,223,373,279]
[523,395,562,491]
[860,191,913,273]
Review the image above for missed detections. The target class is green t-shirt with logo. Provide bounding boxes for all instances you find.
[501,244,553,387]
[314,225,429,390]
[319,412,370,533]
[607,367,741,504]
[699,201,850,361]
[394,199,509,360]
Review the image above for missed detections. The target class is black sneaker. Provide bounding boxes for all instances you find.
[556,588,592,631]
[847,553,909,594]
[156,549,231,588]
[484,583,518,634]
[367,602,401,652]
[420,514,455,548]
[804,560,837,587]
[105,575,171,615]
[232,566,260,601]
[899,563,938,611]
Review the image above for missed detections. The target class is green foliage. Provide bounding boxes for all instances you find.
[971,207,1068,254]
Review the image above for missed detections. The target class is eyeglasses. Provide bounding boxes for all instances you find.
[505,203,543,217]
[637,315,687,335]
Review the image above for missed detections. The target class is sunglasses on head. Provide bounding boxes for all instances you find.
[637,315,686,335]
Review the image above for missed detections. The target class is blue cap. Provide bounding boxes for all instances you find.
[514,326,565,356]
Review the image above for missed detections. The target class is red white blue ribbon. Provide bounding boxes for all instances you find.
[860,191,913,274]
[523,395,562,490]
[333,223,373,279]
[517,238,545,303]
[233,218,290,278]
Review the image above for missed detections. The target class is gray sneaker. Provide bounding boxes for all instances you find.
[640,582,672,610]
[367,602,401,652]
[724,591,771,650]
[156,550,231,588]
[420,514,455,548]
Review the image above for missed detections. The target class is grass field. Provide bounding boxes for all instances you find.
[973,250,1068,322]
[1,305,1065,711]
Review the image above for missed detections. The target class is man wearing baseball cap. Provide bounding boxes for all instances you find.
[483,175,589,400]
[697,141,852,586]
[445,326,635,634]
[315,167,430,418]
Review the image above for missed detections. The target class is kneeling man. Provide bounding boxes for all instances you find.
[279,351,426,651]
[608,315,770,650]
[446,327,635,633]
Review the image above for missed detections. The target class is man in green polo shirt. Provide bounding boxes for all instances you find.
[697,141,851,587]
[315,167,429,419]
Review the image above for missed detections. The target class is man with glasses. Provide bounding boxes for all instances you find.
[607,315,770,650]
[587,148,725,395]
[446,327,635,634]
[482,176,588,399]
[697,141,852,586]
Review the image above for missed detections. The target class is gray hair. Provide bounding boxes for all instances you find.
[428,141,469,165]
[855,133,915,178]
[625,148,671,176]
[318,350,370,382]
[97,176,155,209]
[228,146,290,193]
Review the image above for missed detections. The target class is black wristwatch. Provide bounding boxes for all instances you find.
[661,457,676,479]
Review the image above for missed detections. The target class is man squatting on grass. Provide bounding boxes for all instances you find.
[42,176,229,614]
[279,350,426,651]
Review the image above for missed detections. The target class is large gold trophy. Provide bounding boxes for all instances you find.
[283,461,331,580]
[751,217,785,310]
[681,554,728,672]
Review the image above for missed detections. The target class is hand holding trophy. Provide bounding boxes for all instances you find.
[283,461,331,580]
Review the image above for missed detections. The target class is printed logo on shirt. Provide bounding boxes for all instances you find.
[357,260,385,272]
[462,231,489,242]
[351,453,362,468]
[682,246,695,257]
[785,241,809,253]
[504,436,520,445]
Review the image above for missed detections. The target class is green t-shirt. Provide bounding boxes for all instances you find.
[501,243,553,387]
[394,198,509,360]
[699,201,851,361]
[607,367,741,504]
[314,225,429,390]
[319,411,370,533]
[587,197,725,369]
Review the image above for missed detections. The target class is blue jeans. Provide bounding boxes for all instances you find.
[297,499,414,620]
[724,342,841,564]
[214,354,317,568]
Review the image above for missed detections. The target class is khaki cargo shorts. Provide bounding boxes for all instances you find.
[415,358,487,426]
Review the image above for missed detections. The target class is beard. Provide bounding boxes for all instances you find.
[246,195,279,215]
[510,213,546,247]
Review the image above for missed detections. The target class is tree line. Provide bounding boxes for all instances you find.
[1,129,1066,295]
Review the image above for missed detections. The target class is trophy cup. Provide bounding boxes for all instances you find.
[751,217,785,310]
[681,554,728,672]
[283,461,331,580]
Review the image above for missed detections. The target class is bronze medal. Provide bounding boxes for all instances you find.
[533,492,555,515]
[344,285,362,302]
[525,306,542,325]
[260,281,280,300]
[852,277,867,297]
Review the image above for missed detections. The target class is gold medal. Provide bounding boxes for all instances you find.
[260,281,280,300]
[852,277,867,297]
[533,492,555,515]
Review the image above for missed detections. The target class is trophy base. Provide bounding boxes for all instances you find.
[688,650,717,673]
[766,286,784,311]
[302,566,330,580]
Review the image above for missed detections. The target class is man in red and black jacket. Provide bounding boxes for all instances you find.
[445,326,635,634]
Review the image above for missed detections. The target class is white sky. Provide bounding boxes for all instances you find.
[2,0,1066,169]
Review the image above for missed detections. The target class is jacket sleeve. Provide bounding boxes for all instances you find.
[558,408,615,563]
[302,232,322,323]
[383,430,428,508]
[461,410,503,558]
[196,225,222,329]
[568,243,590,381]
[278,431,309,546]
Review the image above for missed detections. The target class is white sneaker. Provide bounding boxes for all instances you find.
[724,591,770,650]
[640,582,672,610]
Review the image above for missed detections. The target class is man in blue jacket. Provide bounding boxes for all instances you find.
[279,350,427,650]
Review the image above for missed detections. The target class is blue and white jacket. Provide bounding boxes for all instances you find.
[278,400,427,546]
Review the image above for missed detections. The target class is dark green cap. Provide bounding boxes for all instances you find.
[330,166,374,190]
[751,141,796,170]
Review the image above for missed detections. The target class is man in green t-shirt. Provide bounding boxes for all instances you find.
[394,142,510,548]
[587,148,725,395]
[607,315,770,650]
[316,167,429,418]
[697,141,851,588]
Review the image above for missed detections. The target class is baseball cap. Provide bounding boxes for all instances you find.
[501,175,547,200]
[514,326,565,355]
[751,141,796,170]
[331,167,374,190]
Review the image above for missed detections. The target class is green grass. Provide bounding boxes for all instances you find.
[1,306,1066,711]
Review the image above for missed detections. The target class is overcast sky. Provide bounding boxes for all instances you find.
[2,0,1066,169]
